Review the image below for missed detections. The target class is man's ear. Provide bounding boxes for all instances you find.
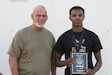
[82,14,85,20]
[31,14,33,19]
[83,15,85,20]
[46,15,48,20]
[69,16,72,21]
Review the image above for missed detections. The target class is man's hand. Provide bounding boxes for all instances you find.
[83,68,95,75]
[65,58,74,67]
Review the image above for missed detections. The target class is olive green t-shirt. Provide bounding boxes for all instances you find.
[8,26,55,75]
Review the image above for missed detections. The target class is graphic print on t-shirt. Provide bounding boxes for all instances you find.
[74,38,86,52]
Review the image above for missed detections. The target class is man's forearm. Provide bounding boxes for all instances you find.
[9,55,19,75]
[92,59,102,74]
[51,50,56,75]
[56,60,67,67]
[92,52,102,74]
[51,59,56,75]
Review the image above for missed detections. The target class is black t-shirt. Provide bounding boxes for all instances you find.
[54,28,102,75]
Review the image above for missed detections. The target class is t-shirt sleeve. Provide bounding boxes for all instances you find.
[54,36,64,55]
[93,34,103,53]
[51,34,56,49]
[7,32,23,58]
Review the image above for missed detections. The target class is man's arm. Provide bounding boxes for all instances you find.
[9,55,19,75]
[85,51,102,75]
[51,50,56,75]
[55,51,74,67]
[93,51,102,73]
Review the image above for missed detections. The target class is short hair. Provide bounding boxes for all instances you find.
[69,6,85,16]
[33,5,47,14]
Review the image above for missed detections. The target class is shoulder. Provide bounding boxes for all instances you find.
[60,29,71,37]
[44,28,54,36]
[84,28,99,40]
[16,26,31,34]
[44,28,53,34]
[14,26,31,38]
[84,28,98,36]
[61,29,71,36]
[58,29,72,40]
[43,28,55,39]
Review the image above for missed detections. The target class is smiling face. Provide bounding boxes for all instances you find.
[69,8,85,28]
[31,6,48,29]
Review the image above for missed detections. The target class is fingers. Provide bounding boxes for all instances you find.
[86,68,91,73]
[85,68,95,75]
[66,58,74,67]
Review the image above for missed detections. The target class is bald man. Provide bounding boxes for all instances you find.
[8,5,56,75]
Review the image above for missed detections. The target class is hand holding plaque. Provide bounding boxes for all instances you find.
[71,52,88,74]
[66,57,74,67]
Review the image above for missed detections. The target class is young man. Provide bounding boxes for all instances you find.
[8,5,56,75]
[54,6,102,75]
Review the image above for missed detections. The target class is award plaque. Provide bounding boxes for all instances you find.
[71,52,88,74]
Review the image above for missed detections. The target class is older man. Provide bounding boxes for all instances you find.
[8,5,56,75]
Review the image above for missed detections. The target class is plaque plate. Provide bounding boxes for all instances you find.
[71,52,88,74]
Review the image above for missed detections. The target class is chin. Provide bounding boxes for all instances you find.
[35,24,45,28]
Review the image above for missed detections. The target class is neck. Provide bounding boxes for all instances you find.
[72,25,83,32]
[32,24,43,31]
